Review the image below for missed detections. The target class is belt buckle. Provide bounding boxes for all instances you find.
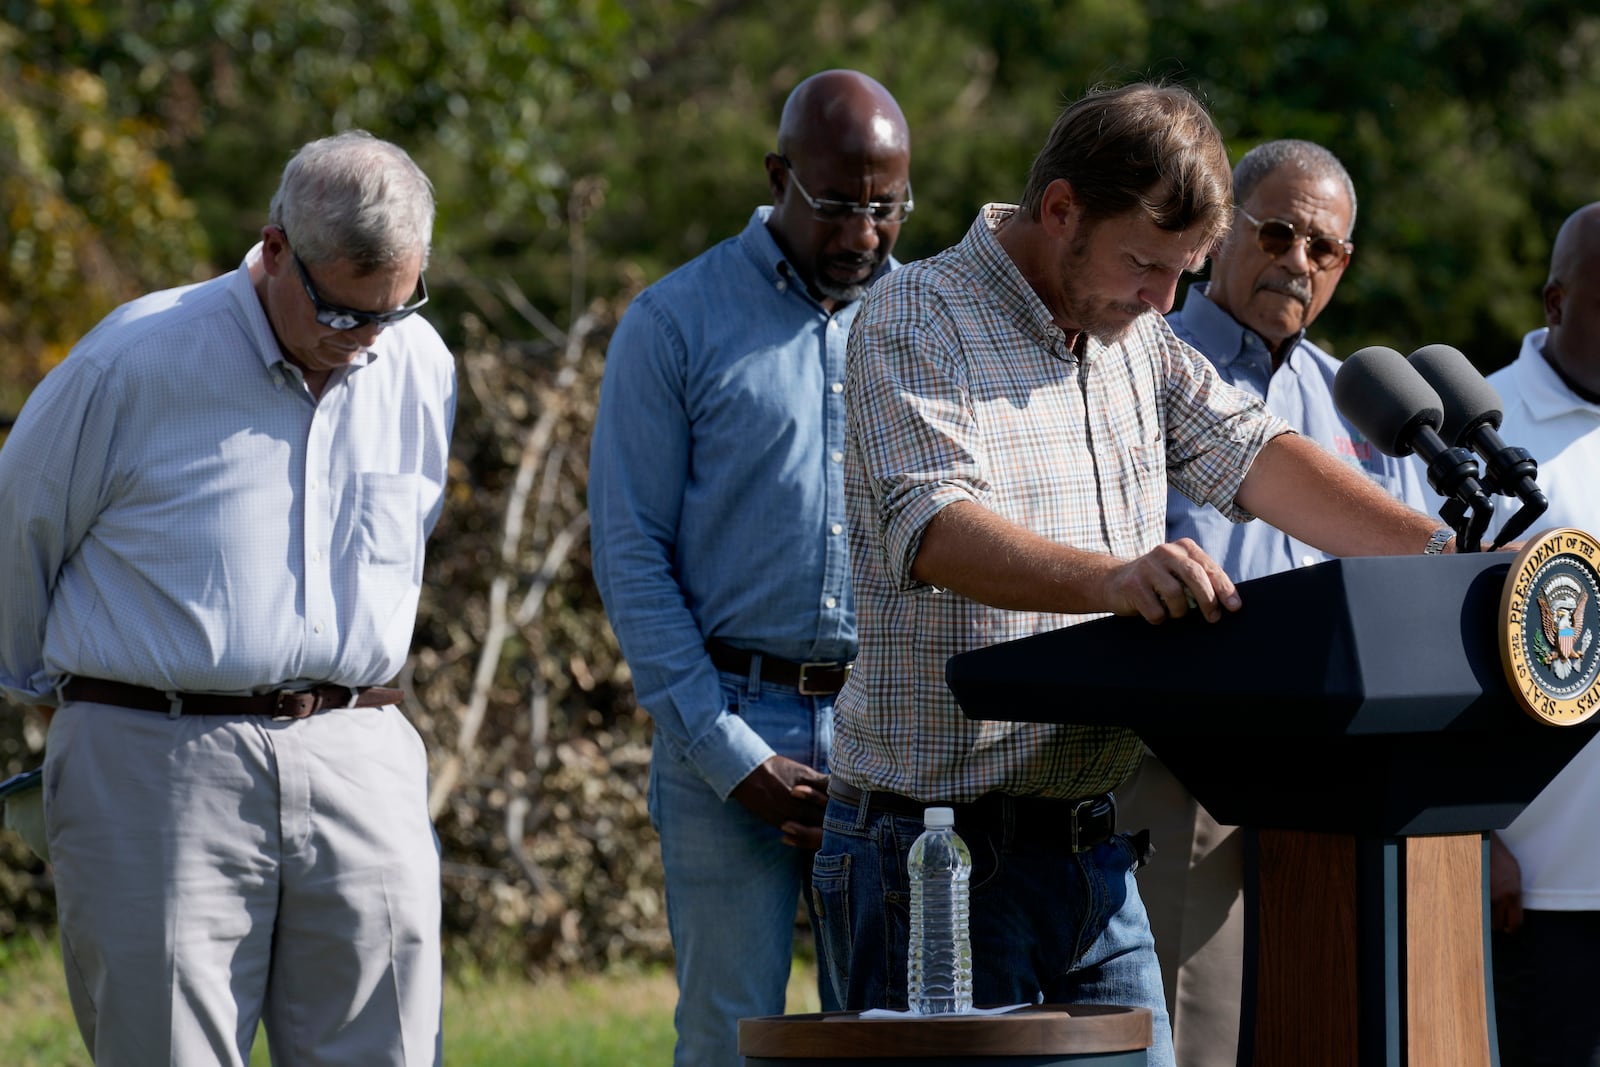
[797,661,850,696]
[1068,796,1096,853]
[272,690,321,720]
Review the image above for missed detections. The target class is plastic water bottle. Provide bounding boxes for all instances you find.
[907,806,973,1014]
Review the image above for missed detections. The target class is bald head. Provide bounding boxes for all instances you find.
[1543,202,1600,395]
[776,70,910,163]
[1548,203,1600,290]
[764,70,911,310]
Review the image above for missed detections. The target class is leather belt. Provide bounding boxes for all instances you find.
[705,640,852,696]
[828,779,1117,854]
[61,677,404,720]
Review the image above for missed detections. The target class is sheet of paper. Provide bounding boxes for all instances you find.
[857,1002,1031,1019]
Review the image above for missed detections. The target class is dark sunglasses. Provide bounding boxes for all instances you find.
[288,244,429,331]
[1236,207,1352,270]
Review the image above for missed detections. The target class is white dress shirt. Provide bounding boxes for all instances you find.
[0,245,456,701]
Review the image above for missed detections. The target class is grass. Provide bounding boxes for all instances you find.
[0,934,822,1066]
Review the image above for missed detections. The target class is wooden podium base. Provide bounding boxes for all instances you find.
[1245,830,1495,1066]
[739,1004,1152,1066]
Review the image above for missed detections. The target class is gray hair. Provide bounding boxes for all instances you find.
[268,130,435,272]
[1232,139,1358,236]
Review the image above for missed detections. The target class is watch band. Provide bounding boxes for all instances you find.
[1423,527,1456,555]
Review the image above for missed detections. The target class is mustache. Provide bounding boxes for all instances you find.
[1256,275,1313,304]
[828,253,879,272]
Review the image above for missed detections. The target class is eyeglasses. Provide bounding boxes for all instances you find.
[1236,207,1352,270]
[288,245,429,331]
[780,158,913,225]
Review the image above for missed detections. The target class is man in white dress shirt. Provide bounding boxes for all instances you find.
[0,131,454,1066]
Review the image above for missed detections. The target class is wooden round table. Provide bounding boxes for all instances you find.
[739,1004,1152,1066]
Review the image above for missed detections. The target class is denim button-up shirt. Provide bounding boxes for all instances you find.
[589,207,888,798]
[1164,283,1430,578]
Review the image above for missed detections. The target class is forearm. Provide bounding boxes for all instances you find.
[909,501,1125,614]
[1237,434,1445,557]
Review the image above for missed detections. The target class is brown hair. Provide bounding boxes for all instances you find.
[1019,82,1231,243]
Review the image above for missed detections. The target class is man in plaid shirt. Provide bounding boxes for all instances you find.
[813,83,1458,1066]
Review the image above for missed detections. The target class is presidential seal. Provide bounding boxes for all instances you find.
[1499,528,1600,725]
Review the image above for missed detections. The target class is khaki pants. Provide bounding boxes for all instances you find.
[1119,751,1244,1067]
[45,700,443,1067]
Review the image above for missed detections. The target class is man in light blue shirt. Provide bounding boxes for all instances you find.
[588,69,911,1065]
[1118,139,1431,1067]
[0,131,454,1066]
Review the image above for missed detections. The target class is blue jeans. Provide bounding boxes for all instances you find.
[811,790,1175,1067]
[649,670,839,1067]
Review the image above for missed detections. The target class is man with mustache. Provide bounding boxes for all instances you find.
[820,91,1454,1067]
[589,69,911,1066]
[1116,138,1431,1067]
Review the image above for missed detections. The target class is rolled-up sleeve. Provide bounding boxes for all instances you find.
[846,291,987,592]
[1160,330,1293,522]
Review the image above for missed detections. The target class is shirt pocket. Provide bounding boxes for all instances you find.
[351,472,422,567]
[1112,440,1168,556]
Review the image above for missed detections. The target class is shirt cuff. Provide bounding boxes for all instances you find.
[685,710,777,801]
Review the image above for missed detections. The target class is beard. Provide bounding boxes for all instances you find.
[815,250,886,305]
[1057,231,1148,344]
[816,278,869,304]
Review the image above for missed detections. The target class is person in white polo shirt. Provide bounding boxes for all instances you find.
[1487,200,1600,1067]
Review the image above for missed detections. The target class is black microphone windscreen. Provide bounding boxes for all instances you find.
[1333,346,1445,457]
[1407,344,1503,444]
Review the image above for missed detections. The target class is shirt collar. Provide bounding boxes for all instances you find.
[232,243,377,381]
[234,244,292,376]
[737,205,899,307]
[1514,327,1600,419]
[1175,282,1306,376]
[970,204,1078,361]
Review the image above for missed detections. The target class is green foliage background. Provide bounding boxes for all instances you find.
[3,0,1600,972]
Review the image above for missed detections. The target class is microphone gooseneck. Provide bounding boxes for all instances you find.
[1406,344,1548,549]
[1333,345,1492,552]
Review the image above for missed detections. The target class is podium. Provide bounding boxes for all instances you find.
[945,553,1600,1067]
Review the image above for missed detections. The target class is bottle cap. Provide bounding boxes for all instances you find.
[924,806,955,828]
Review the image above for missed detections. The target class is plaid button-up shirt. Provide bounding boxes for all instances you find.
[834,205,1292,801]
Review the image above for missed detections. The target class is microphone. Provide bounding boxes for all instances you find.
[1406,344,1548,547]
[1332,345,1493,550]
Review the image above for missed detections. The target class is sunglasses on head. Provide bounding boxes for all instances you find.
[1236,207,1352,270]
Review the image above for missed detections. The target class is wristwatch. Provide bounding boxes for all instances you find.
[1422,527,1455,555]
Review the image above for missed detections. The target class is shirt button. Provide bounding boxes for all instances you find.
[1301,555,1316,567]
[314,622,325,635]
[824,597,837,609]
[831,523,843,535]
[830,450,843,463]
[310,478,320,491]
[776,280,787,293]
[312,550,322,563]
[831,382,844,394]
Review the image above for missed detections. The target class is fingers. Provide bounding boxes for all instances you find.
[1113,540,1241,624]
[781,821,825,850]
[790,780,830,810]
